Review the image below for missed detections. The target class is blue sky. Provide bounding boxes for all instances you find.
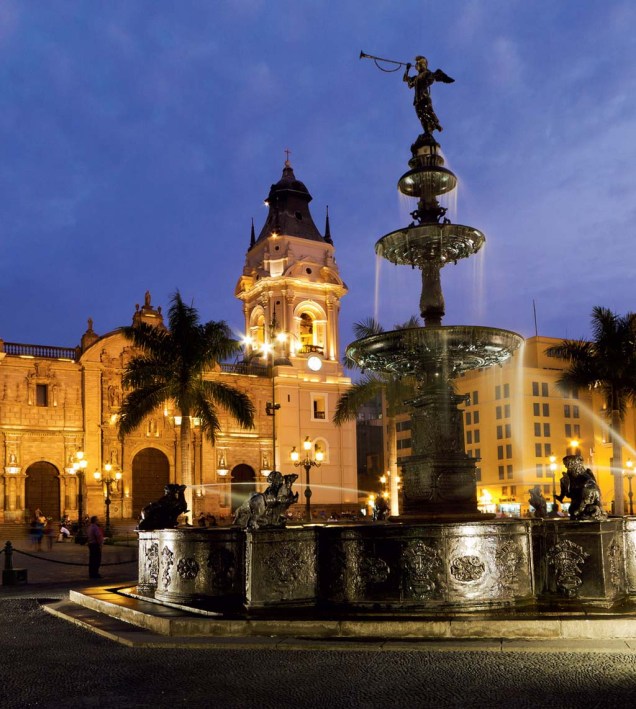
[1,0,635,350]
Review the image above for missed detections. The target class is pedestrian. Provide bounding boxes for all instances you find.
[86,515,104,579]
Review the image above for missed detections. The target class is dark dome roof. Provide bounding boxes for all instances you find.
[254,162,326,244]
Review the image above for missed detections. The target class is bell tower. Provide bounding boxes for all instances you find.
[235,157,356,514]
[235,158,347,371]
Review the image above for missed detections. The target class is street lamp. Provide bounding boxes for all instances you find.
[625,459,634,516]
[71,451,88,544]
[94,464,122,538]
[290,436,323,522]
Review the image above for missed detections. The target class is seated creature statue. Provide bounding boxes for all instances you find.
[555,454,607,521]
[233,471,298,530]
[138,483,188,531]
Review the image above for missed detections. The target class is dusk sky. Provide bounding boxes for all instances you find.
[1,1,635,353]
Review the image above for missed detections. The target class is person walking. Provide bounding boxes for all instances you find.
[86,515,104,579]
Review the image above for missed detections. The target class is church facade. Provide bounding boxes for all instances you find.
[0,161,357,524]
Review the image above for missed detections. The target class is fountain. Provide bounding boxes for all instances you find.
[67,56,636,636]
[349,54,523,518]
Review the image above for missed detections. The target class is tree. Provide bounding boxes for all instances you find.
[546,306,636,514]
[334,317,418,515]
[118,291,255,514]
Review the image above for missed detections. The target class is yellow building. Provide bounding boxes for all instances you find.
[0,160,357,525]
[393,336,636,516]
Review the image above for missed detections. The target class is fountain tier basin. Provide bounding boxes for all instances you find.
[376,223,485,266]
[397,165,457,197]
[346,325,524,377]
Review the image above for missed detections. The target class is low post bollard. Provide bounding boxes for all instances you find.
[2,541,28,586]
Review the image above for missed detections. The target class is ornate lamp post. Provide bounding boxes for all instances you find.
[72,451,88,544]
[94,464,122,538]
[290,436,323,522]
[625,459,634,516]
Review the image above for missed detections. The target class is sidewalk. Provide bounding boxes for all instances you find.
[0,538,138,597]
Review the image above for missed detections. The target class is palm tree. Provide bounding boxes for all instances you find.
[334,317,418,514]
[118,291,255,514]
[546,306,636,514]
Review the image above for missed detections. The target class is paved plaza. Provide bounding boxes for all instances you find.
[1,597,636,708]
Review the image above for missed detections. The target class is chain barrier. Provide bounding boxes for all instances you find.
[10,547,137,567]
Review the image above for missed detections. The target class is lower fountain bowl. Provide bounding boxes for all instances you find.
[345,325,524,377]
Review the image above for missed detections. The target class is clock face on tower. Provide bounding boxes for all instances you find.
[307,355,323,372]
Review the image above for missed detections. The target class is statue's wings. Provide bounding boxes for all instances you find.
[433,69,455,84]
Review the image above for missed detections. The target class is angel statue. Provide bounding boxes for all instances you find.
[403,55,454,135]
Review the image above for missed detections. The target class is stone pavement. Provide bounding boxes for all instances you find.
[1,598,636,708]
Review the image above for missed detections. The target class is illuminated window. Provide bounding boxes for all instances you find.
[299,313,314,347]
[311,394,326,420]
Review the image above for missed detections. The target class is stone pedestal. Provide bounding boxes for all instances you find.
[245,527,318,609]
[153,528,244,605]
[538,518,625,607]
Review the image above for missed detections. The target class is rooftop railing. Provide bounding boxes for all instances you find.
[1,342,79,360]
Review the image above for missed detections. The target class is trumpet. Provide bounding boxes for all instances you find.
[359,51,411,69]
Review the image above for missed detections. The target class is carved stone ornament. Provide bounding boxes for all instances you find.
[177,557,200,581]
[547,540,589,598]
[359,556,390,585]
[145,543,159,585]
[608,538,623,589]
[494,540,522,590]
[268,543,305,591]
[450,555,485,583]
[161,546,174,589]
[402,540,442,598]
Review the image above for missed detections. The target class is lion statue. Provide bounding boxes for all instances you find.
[233,471,299,530]
[138,483,188,530]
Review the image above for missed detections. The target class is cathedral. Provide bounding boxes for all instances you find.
[0,160,357,524]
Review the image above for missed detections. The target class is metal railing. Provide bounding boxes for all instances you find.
[220,362,269,377]
[2,342,79,360]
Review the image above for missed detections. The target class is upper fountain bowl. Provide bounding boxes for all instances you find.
[398,165,457,198]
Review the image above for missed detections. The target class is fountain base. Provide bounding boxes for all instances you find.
[138,517,635,613]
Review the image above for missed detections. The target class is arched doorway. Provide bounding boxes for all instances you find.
[25,462,60,520]
[132,448,170,518]
[231,464,256,512]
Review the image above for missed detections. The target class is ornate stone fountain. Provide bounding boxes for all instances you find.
[348,55,523,517]
[128,55,636,618]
